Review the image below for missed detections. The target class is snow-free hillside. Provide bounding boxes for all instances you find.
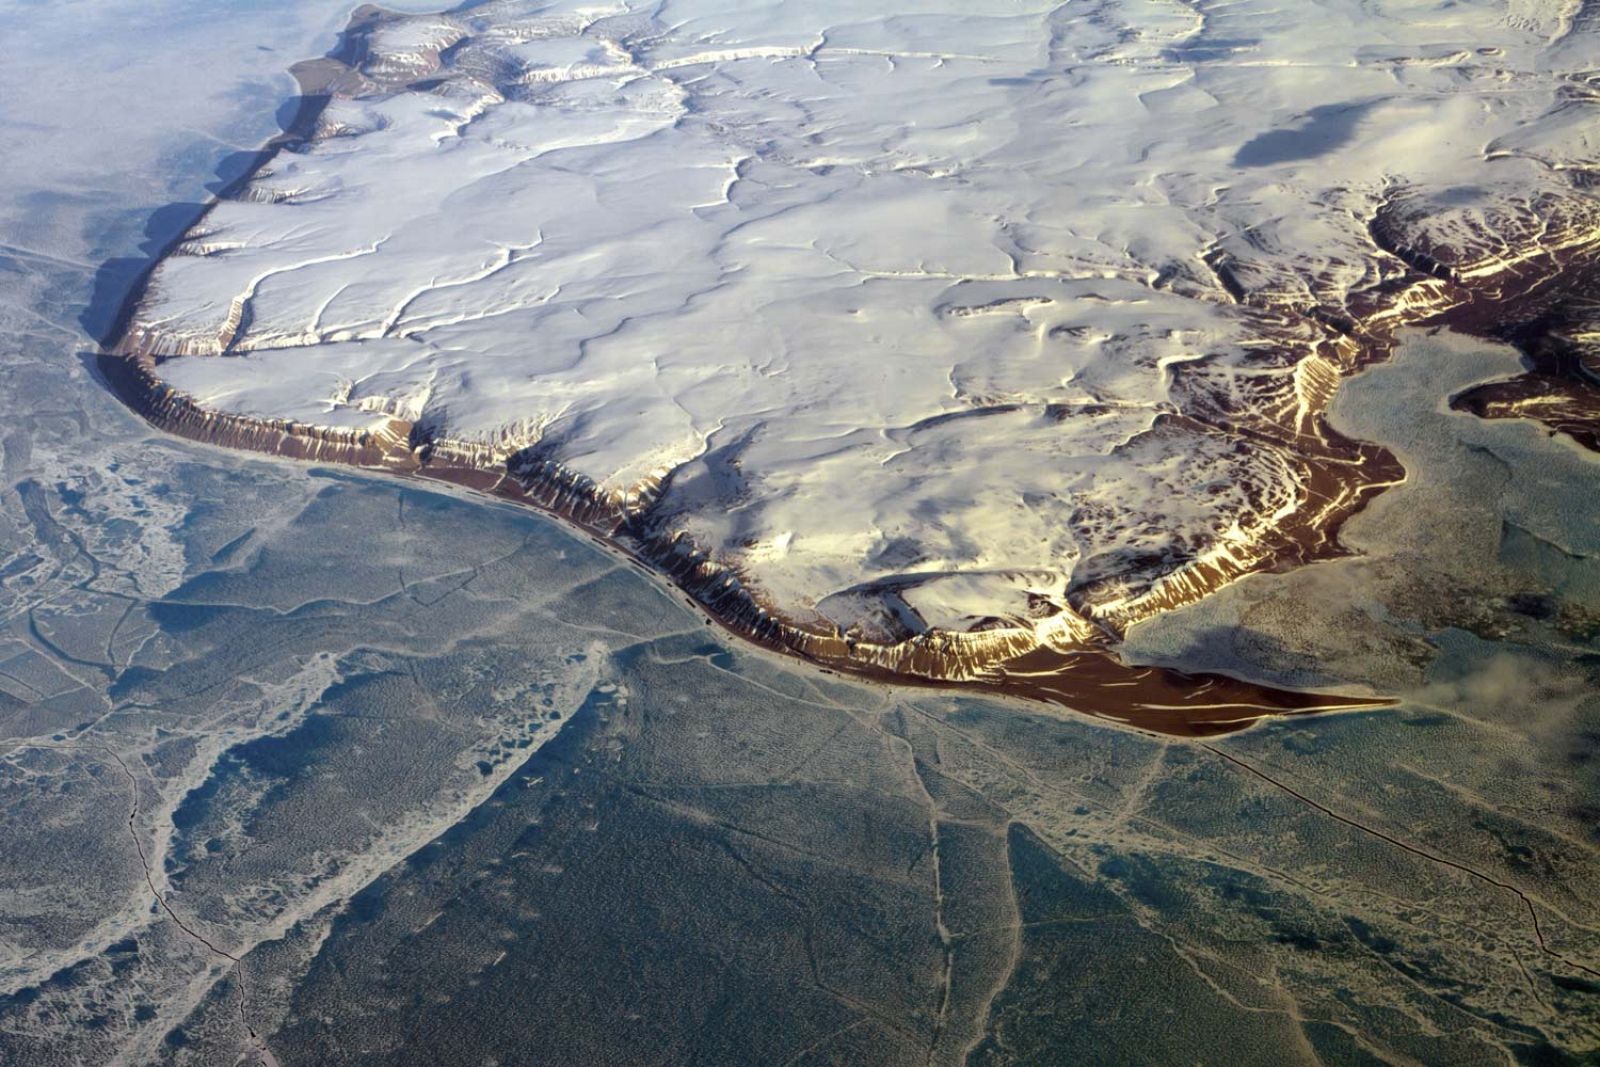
[123,0,1600,657]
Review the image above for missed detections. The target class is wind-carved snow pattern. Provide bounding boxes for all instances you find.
[108,0,1600,733]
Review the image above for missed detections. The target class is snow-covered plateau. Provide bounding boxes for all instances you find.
[109,0,1600,720]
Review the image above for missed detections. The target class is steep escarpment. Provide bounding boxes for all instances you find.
[103,342,1382,737]
[1367,187,1600,453]
[103,0,1600,732]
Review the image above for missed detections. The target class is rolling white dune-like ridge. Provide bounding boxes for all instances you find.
[117,0,1600,686]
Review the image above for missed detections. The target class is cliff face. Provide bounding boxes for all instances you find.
[1365,189,1600,453]
[102,0,1600,734]
[103,343,1381,738]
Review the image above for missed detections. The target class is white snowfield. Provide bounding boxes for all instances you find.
[128,0,1600,649]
